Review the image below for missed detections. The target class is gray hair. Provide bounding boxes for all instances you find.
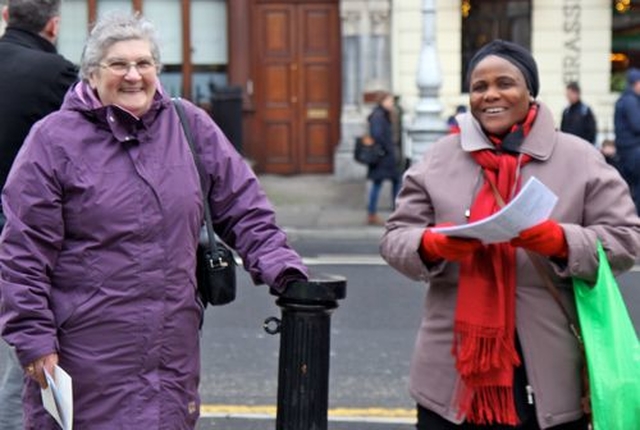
[7,0,61,33]
[79,12,161,81]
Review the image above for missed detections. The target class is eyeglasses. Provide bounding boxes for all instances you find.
[99,58,157,76]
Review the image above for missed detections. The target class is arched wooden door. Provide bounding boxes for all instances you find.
[251,1,341,174]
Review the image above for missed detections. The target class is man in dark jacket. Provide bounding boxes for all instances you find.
[614,68,640,214]
[0,1,77,428]
[560,81,597,144]
[0,0,77,193]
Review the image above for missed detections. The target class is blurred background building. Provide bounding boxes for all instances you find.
[394,0,640,156]
[6,0,640,175]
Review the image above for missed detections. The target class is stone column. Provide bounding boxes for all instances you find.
[409,0,447,163]
[334,4,367,181]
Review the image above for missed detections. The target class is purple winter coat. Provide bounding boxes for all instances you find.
[0,82,307,429]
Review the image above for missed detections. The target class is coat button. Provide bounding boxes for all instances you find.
[544,413,553,423]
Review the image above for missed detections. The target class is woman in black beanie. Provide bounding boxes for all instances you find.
[381,39,640,429]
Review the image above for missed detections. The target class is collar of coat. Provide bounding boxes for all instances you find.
[0,27,57,54]
[65,81,171,143]
[457,102,556,161]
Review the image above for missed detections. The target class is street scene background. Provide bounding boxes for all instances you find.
[0,175,639,430]
[196,176,419,429]
[199,174,640,429]
[190,176,640,429]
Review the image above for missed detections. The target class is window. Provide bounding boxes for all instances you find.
[144,0,183,97]
[190,0,228,104]
[58,0,88,65]
[612,1,640,91]
[460,0,532,92]
[57,0,229,100]
[97,0,132,17]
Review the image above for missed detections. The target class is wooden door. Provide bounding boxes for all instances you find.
[252,2,340,174]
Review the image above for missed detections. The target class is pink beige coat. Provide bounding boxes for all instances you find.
[380,103,640,428]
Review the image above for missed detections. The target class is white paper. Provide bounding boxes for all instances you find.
[432,177,558,244]
[40,365,73,430]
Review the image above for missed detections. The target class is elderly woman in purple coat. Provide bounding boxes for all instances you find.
[0,13,308,429]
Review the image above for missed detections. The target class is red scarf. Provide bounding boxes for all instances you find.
[454,105,537,425]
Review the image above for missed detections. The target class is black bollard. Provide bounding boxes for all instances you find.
[264,275,347,430]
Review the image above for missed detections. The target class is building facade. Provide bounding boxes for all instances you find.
[53,0,345,175]
[11,1,640,175]
[394,0,640,148]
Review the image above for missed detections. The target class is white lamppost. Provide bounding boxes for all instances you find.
[409,0,447,163]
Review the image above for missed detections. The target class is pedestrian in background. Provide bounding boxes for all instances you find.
[0,12,307,429]
[393,95,410,173]
[447,104,467,134]
[381,39,640,429]
[0,0,77,428]
[366,91,400,226]
[614,68,640,214]
[600,139,621,172]
[560,82,597,144]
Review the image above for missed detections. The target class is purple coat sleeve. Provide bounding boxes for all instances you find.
[183,102,308,291]
[0,122,63,365]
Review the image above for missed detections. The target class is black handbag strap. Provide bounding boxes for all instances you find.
[172,97,219,256]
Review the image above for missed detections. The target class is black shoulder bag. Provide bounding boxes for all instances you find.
[172,98,237,306]
[353,134,385,166]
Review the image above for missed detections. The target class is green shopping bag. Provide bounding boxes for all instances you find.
[573,243,640,430]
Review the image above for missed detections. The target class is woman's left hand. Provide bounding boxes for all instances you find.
[24,352,59,389]
[510,219,568,258]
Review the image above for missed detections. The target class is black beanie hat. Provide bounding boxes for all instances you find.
[466,39,540,98]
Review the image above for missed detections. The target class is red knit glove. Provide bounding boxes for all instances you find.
[510,220,568,258]
[420,227,482,262]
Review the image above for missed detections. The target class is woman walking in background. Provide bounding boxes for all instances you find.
[367,91,400,225]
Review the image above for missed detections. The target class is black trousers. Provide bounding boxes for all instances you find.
[416,405,589,430]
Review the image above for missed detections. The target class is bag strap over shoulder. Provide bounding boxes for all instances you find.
[172,97,220,257]
[485,172,584,345]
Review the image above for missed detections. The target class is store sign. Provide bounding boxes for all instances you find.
[563,0,581,84]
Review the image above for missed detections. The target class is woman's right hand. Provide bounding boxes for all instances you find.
[24,352,59,389]
[420,227,482,262]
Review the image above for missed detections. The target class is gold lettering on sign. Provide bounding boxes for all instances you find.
[307,108,329,119]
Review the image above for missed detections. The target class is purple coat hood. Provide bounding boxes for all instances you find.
[0,82,307,429]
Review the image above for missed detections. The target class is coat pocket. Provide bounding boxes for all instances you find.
[51,250,103,330]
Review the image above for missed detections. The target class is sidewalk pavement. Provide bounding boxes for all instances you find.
[258,174,394,239]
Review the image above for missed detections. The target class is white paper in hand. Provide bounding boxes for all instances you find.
[40,365,73,430]
[432,177,558,244]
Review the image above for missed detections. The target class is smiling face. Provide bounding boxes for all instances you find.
[89,39,158,117]
[468,55,532,136]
